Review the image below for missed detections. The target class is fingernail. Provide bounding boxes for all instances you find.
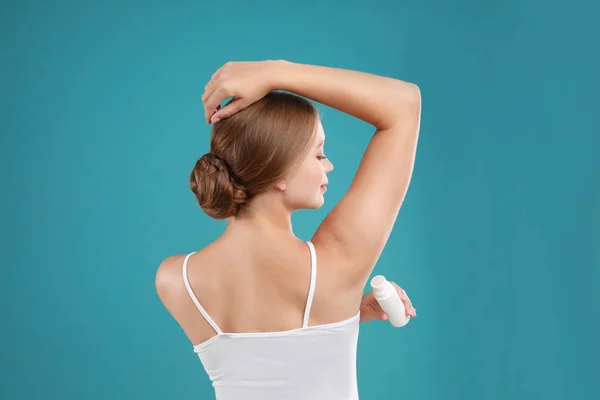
[212,117,220,124]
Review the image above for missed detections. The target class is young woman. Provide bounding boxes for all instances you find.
[156,60,421,399]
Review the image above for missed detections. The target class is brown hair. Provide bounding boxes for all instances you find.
[190,91,318,219]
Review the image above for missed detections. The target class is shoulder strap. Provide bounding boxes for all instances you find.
[182,252,223,335]
[302,241,318,328]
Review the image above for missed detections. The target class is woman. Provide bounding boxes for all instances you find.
[156,60,421,399]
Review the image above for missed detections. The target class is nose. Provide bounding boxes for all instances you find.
[326,158,334,173]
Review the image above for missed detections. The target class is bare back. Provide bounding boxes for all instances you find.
[157,234,361,346]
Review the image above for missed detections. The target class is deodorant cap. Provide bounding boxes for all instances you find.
[371,275,392,296]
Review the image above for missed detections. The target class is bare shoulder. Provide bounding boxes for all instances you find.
[154,247,224,345]
[155,243,220,308]
[156,254,186,279]
[155,254,187,284]
[155,254,189,309]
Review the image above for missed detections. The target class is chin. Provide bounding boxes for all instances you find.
[294,192,326,210]
[315,195,325,208]
[301,198,325,210]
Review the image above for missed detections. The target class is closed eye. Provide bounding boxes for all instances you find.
[317,155,327,160]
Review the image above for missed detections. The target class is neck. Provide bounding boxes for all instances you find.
[223,192,295,239]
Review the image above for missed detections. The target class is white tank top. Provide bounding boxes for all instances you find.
[182,241,361,400]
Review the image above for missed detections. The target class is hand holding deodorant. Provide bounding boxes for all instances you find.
[370,275,410,327]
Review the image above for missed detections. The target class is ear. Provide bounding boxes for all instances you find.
[276,182,287,192]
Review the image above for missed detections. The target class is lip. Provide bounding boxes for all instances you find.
[320,184,328,192]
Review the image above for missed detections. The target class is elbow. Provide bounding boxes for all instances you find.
[375,81,421,130]
[390,80,421,112]
[404,82,421,110]
[391,82,421,123]
[380,83,421,133]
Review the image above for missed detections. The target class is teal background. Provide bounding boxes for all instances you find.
[1,0,598,399]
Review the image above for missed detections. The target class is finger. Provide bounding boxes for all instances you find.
[202,76,218,104]
[211,98,249,123]
[201,65,227,112]
[401,295,416,317]
[392,282,416,317]
[204,87,229,124]
[206,64,225,90]
[392,282,410,306]
[202,89,220,123]
[380,312,388,321]
[401,294,413,312]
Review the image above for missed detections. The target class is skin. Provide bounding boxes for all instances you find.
[156,60,421,346]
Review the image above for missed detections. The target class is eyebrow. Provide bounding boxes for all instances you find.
[317,139,325,147]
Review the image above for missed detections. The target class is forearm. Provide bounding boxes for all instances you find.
[269,60,420,131]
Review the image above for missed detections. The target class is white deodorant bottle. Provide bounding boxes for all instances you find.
[370,275,410,327]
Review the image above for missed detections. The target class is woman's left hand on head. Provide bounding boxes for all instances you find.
[201,61,278,124]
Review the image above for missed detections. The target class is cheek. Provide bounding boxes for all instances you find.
[288,163,324,193]
[314,163,325,178]
[299,166,321,184]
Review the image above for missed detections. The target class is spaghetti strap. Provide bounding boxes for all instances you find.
[302,241,317,328]
[182,252,223,335]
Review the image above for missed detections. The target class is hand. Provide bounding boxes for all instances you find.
[201,61,278,124]
[359,281,416,323]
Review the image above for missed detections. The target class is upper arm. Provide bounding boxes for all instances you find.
[313,87,421,288]
[155,255,186,314]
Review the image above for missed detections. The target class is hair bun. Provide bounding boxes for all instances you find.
[190,153,248,219]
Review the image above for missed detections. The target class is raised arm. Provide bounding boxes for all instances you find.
[202,60,421,291]
[271,61,421,290]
